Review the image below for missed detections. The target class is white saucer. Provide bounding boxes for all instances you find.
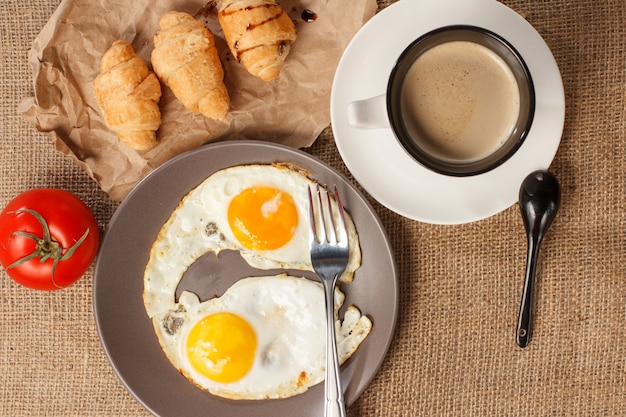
[330,0,565,224]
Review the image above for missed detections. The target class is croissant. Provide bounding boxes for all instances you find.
[218,0,297,81]
[93,40,162,151]
[152,11,230,120]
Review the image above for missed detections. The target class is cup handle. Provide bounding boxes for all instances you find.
[346,95,389,129]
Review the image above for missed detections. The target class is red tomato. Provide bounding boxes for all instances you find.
[0,188,100,290]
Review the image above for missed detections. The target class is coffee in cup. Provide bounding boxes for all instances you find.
[347,25,535,176]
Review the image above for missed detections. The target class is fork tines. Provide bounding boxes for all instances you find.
[307,184,348,247]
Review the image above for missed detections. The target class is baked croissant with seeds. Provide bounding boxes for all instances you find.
[152,11,230,120]
[218,0,297,82]
[93,40,162,151]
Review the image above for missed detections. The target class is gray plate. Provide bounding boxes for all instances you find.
[93,140,398,417]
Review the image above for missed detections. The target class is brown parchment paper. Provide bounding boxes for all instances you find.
[18,0,377,201]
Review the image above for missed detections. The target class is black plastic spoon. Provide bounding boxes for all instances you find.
[516,170,561,348]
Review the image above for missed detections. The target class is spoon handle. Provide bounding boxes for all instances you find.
[516,235,541,348]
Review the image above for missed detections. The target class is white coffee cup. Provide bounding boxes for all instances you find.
[347,25,535,176]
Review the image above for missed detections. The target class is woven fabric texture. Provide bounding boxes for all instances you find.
[1,0,625,416]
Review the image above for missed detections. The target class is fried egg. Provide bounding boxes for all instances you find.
[143,163,371,400]
[153,275,371,400]
[144,164,361,318]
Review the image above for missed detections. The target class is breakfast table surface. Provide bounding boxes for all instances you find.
[1,0,625,416]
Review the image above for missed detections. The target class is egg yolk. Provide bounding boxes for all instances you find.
[228,186,298,251]
[186,312,257,383]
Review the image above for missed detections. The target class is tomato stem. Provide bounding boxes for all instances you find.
[6,209,90,289]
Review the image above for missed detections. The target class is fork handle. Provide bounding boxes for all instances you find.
[323,279,346,417]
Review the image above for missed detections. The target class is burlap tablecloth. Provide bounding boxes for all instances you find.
[1,0,625,416]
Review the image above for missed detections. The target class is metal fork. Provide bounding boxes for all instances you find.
[308,184,350,417]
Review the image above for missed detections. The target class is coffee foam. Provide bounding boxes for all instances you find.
[400,41,520,163]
